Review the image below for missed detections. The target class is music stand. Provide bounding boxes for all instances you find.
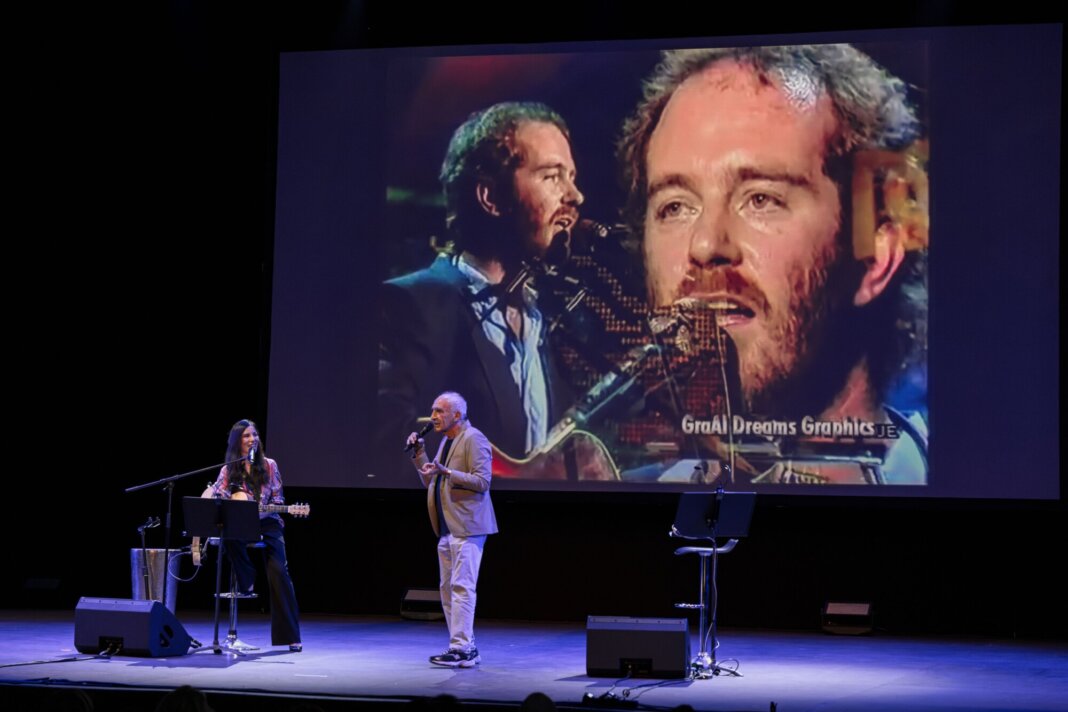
[182,497,261,655]
[670,491,756,678]
[672,491,755,539]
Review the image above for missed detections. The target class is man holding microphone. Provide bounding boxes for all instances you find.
[406,391,497,667]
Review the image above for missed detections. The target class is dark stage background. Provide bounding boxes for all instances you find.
[10,4,1064,641]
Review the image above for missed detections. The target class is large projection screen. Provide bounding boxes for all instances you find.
[267,24,1060,498]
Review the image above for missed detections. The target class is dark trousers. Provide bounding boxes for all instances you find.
[227,517,301,645]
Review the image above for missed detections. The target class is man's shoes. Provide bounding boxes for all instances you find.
[429,647,480,668]
[289,643,303,653]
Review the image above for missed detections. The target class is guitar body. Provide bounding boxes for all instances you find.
[492,430,620,481]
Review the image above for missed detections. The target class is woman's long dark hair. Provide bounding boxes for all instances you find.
[225,419,267,498]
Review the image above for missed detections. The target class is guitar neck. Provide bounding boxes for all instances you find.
[258,502,310,517]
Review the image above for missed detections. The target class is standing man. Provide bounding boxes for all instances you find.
[407,391,497,667]
[380,102,583,464]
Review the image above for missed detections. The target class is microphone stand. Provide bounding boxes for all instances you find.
[499,228,572,302]
[136,516,160,601]
[125,456,248,611]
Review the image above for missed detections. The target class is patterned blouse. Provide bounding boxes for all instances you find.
[208,457,285,524]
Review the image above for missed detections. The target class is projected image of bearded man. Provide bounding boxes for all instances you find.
[619,45,928,483]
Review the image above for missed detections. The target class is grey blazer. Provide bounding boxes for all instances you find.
[413,422,498,538]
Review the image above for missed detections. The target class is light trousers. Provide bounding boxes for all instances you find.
[436,533,486,652]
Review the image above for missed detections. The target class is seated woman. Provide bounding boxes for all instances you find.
[202,419,302,652]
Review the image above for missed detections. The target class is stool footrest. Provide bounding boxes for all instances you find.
[675,603,703,609]
[216,592,258,600]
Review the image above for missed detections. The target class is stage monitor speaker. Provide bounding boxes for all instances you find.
[400,587,445,621]
[74,597,192,657]
[821,601,873,635]
[586,616,690,678]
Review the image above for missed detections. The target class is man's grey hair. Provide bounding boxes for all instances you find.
[437,391,468,421]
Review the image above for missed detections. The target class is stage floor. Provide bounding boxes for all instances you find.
[1,610,1066,711]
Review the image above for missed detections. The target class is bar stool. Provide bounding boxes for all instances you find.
[207,537,266,654]
[672,539,738,678]
[669,490,755,679]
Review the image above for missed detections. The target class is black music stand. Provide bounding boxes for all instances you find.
[182,497,261,655]
[670,491,756,678]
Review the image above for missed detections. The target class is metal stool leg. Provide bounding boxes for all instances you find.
[691,552,714,678]
[674,541,741,679]
[212,542,260,654]
[226,569,240,646]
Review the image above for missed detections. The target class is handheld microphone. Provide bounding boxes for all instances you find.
[404,422,434,452]
[248,445,256,464]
